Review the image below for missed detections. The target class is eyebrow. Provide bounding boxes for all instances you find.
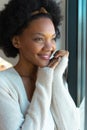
[32,33,56,37]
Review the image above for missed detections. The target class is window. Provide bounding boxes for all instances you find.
[65,0,86,106]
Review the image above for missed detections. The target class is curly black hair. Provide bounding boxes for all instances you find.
[0,0,62,57]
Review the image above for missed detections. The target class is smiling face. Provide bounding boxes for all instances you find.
[13,17,56,67]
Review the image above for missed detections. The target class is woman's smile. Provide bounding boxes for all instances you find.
[15,17,56,67]
[38,54,51,60]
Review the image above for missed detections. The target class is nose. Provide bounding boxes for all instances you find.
[43,40,56,51]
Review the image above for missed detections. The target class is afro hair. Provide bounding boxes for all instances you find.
[0,0,62,57]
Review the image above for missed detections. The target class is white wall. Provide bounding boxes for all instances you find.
[0,0,66,65]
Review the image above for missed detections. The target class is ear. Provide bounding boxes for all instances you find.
[12,36,21,49]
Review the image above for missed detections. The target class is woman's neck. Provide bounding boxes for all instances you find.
[14,61,38,79]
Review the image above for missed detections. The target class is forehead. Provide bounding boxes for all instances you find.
[23,17,55,34]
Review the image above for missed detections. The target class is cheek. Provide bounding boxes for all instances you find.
[23,43,41,55]
[28,48,39,55]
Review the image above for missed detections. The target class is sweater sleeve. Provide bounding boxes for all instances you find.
[51,56,80,130]
[22,67,54,130]
[0,67,53,130]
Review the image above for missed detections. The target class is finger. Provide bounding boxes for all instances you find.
[54,50,69,58]
[48,58,58,67]
[48,57,61,69]
[51,57,62,69]
[51,61,58,69]
[54,50,68,57]
[48,59,58,69]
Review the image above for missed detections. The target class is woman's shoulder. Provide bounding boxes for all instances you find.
[0,67,23,103]
[0,67,16,78]
[0,67,20,85]
[0,67,22,94]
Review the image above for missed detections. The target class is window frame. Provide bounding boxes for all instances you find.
[65,0,86,106]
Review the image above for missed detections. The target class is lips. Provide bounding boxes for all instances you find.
[38,54,51,60]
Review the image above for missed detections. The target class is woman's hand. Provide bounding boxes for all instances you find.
[47,50,69,69]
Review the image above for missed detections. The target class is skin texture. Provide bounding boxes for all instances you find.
[12,17,69,100]
[13,18,56,69]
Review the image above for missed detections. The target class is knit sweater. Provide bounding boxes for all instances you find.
[0,56,81,130]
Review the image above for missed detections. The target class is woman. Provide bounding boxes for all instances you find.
[0,0,80,130]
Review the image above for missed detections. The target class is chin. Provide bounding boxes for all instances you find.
[36,60,49,68]
[38,63,48,68]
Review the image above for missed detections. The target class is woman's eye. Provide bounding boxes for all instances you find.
[33,37,44,42]
[52,37,56,42]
